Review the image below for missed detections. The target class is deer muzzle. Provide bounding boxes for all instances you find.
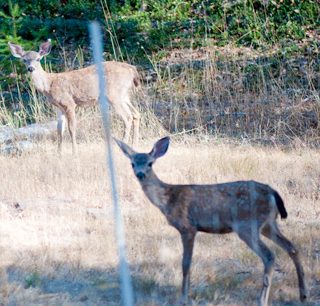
[28,67,35,72]
[136,172,146,181]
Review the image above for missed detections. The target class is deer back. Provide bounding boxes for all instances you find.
[44,61,138,108]
[142,180,278,234]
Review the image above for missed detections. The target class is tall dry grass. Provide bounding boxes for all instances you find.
[0,136,319,305]
[2,44,320,145]
[135,46,320,145]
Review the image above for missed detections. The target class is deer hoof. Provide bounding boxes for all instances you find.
[176,296,188,306]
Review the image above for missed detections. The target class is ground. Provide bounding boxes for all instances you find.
[0,137,319,305]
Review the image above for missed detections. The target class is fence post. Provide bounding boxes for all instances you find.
[89,21,134,306]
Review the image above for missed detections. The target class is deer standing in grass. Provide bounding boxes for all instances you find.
[8,39,140,154]
[115,136,307,306]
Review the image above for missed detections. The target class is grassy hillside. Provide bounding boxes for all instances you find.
[0,1,319,143]
[0,1,319,141]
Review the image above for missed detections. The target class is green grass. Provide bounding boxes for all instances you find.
[24,264,42,289]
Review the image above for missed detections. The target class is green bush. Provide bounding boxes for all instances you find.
[0,0,319,125]
[1,0,319,55]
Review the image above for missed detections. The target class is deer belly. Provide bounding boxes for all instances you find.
[190,205,234,233]
[74,96,99,107]
[193,215,233,234]
[197,224,233,234]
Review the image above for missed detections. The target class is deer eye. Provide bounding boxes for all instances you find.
[148,162,152,167]
[23,59,27,63]
[131,163,135,168]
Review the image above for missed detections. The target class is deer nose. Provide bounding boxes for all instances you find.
[28,67,35,72]
[136,172,146,180]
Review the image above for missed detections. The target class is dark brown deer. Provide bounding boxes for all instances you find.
[8,39,140,155]
[115,136,307,306]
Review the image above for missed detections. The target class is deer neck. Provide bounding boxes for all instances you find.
[29,66,52,94]
[139,171,170,215]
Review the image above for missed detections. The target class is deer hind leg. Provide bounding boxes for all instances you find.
[112,101,133,145]
[237,229,275,306]
[261,222,307,302]
[128,103,140,147]
[57,108,66,154]
[65,107,77,155]
[178,231,196,305]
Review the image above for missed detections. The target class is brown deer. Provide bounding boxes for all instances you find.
[115,136,307,306]
[8,39,140,154]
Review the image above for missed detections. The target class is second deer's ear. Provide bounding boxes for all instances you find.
[8,42,26,58]
[114,139,136,159]
[150,136,170,160]
[39,39,52,57]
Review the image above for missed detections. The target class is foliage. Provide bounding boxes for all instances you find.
[0,0,318,58]
[0,0,319,135]
[0,0,39,93]
[0,0,32,54]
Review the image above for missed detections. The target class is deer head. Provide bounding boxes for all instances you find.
[8,39,52,73]
[115,136,170,181]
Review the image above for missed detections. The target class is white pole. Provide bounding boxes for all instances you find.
[89,21,134,306]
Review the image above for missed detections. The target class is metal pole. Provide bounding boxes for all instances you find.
[89,21,134,306]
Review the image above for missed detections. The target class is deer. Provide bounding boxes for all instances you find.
[115,136,307,306]
[8,39,140,155]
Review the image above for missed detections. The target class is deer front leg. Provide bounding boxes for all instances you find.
[179,231,196,305]
[57,108,66,154]
[65,107,77,155]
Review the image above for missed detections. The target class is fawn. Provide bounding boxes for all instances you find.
[8,39,140,154]
[115,136,307,306]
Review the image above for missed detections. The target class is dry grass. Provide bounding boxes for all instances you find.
[3,44,320,145]
[137,46,320,144]
[1,44,320,305]
[0,135,320,305]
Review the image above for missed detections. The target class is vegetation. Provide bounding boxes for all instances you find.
[0,2,320,305]
[0,137,319,305]
[0,1,318,142]
[0,0,319,55]
[0,1,319,141]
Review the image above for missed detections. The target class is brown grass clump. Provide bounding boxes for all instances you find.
[0,135,320,305]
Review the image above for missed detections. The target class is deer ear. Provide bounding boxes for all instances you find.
[39,39,52,57]
[8,42,26,58]
[114,138,136,159]
[150,136,170,160]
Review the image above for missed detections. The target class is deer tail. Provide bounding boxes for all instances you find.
[132,67,141,88]
[273,191,287,219]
